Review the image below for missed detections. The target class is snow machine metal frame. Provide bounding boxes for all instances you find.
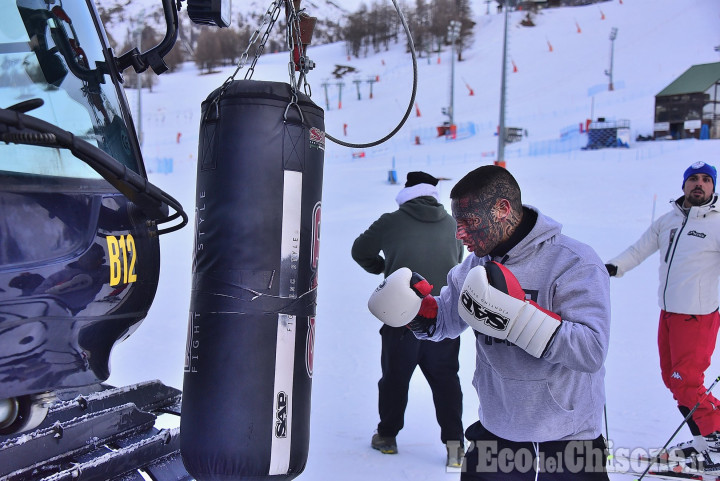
[0,0,221,479]
[0,0,419,477]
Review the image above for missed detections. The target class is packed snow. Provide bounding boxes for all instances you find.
[106,0,720,479]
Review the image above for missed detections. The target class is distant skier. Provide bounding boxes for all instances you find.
[605,161,720,472]
[368,165,611,480]
[352,171,465,468]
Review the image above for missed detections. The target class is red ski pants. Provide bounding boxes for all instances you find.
[658,309,720,435]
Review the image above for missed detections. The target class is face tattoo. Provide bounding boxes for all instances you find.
[452,181,521,257]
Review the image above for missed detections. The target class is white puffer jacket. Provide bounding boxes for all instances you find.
[608,194,720,315]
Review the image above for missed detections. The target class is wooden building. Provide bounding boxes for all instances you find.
[654,62,720,140]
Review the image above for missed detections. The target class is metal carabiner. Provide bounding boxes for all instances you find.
[283,99,304,124]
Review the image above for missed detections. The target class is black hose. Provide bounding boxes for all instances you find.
[325,0,418,149]
[0,108,188,235]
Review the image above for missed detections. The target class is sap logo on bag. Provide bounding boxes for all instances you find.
[460,291,509,331]
[309,127,325,151]
[275,391,288,438]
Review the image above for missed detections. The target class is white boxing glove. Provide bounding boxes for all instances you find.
[458,262,561,358]
[368,267,435,329]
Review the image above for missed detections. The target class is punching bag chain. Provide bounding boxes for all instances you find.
[244,1,283,80]
[286,3,312,98]
[211,0,283,109]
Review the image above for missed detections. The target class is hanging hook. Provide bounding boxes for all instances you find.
[284,97,305,124]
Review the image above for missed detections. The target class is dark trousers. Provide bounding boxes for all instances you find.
[461,421,609,480]
[377,325,463,444]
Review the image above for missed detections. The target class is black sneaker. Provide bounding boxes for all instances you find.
[371,433,398,454]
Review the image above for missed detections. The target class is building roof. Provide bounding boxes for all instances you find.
[656,62,720,97]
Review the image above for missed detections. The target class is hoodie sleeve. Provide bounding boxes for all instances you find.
[607,220,662,278]
[351,216,387,275]
[542,262,611,373]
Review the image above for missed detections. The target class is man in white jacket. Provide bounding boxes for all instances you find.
[606,161,720,472]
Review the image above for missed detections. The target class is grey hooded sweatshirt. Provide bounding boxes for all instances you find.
[418,205,611,443]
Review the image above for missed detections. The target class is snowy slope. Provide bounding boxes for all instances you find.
[106,0,720,479]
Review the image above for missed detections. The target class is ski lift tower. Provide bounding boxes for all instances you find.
[446,20,461,129]
[496,1,510,167]
[605,27,618,91]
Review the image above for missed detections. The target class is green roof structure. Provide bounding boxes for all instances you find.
[656,62,720,97]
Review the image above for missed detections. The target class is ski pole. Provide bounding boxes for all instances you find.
[637,374,720,481]
[604,404,612,464]
[604,404,610,442]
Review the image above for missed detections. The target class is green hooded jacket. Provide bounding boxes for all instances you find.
[351,196,463,295]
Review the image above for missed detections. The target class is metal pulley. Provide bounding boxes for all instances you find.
[286,0,317,75]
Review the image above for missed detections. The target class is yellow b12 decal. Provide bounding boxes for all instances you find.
[107,235,138,286]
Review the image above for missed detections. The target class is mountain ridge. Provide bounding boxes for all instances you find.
[96,0,350,53]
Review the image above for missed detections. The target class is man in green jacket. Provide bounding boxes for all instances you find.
[352,171,465,467]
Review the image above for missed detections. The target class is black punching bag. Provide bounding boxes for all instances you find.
[181,80,324,481]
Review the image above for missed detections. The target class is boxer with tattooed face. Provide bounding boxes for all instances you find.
[368,164,611,480]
